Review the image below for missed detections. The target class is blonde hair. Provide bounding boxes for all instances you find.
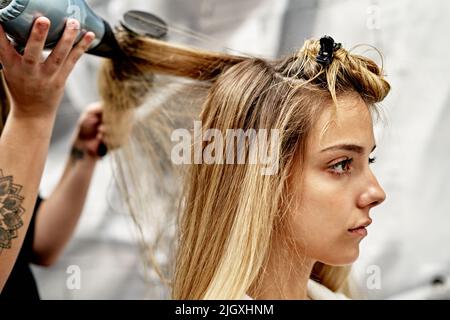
[99,31,390,299]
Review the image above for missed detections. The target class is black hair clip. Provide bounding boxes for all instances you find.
[316,36,342,66]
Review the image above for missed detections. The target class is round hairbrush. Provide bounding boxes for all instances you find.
[120,10,168,39]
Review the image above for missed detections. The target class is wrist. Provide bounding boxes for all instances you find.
[10,106,58,124]
[70,143,99,164]
[2,111,58,142]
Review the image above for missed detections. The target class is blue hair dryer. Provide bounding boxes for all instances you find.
[0,0,121,58]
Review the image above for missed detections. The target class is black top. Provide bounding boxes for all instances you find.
[1,197,42,300]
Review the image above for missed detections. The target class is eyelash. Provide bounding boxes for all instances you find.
[328,157,377,176]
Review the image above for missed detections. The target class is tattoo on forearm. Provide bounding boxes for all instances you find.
[70,147,85,161]
[0,170,25,254]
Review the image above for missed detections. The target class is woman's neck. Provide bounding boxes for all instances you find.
[248,241,316,300]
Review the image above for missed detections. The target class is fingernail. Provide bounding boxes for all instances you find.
[37,21,49,31]
[85,32,95,43]
[67,19,80,30]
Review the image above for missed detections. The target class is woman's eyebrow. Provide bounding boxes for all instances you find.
[320,144,377,154]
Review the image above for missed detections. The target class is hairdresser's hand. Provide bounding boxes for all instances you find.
[72,102,108,160]
[0,17,95,120]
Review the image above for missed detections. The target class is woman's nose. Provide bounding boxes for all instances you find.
[357,171,386,209]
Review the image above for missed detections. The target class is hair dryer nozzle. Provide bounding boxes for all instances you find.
[87,20,123,59]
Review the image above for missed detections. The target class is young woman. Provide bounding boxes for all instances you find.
[99,31,391,300]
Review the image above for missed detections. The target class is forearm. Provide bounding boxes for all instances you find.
[0,12,94,291]
[0,113,56,291]
[32,146,97,266]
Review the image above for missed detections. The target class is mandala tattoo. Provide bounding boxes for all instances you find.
[0,169,25,254]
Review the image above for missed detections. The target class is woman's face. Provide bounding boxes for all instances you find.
[289,93,386,266]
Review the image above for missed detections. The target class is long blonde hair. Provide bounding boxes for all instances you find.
[98,30,390,299]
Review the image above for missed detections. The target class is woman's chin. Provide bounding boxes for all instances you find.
[341,246,360,265]
[321,246,360,266]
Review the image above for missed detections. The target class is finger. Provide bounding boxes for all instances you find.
[22,17,51,72]
[85,139,101,154]
[78,109,99,126]
[79,118,102,139]
[80,111,102,128]
[44,19,80,75]
[85,102,104,114]
[58,32,95,80]
[0,24,20,69]
[98,125,106,134]
[83,108,103,124]
[82,114,101,127]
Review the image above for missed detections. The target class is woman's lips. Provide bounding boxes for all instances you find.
[349,219,372,237]
[348,227,368,237]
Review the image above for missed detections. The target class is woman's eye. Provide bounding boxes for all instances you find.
[329,158,353,175]
[369,157,377,164]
